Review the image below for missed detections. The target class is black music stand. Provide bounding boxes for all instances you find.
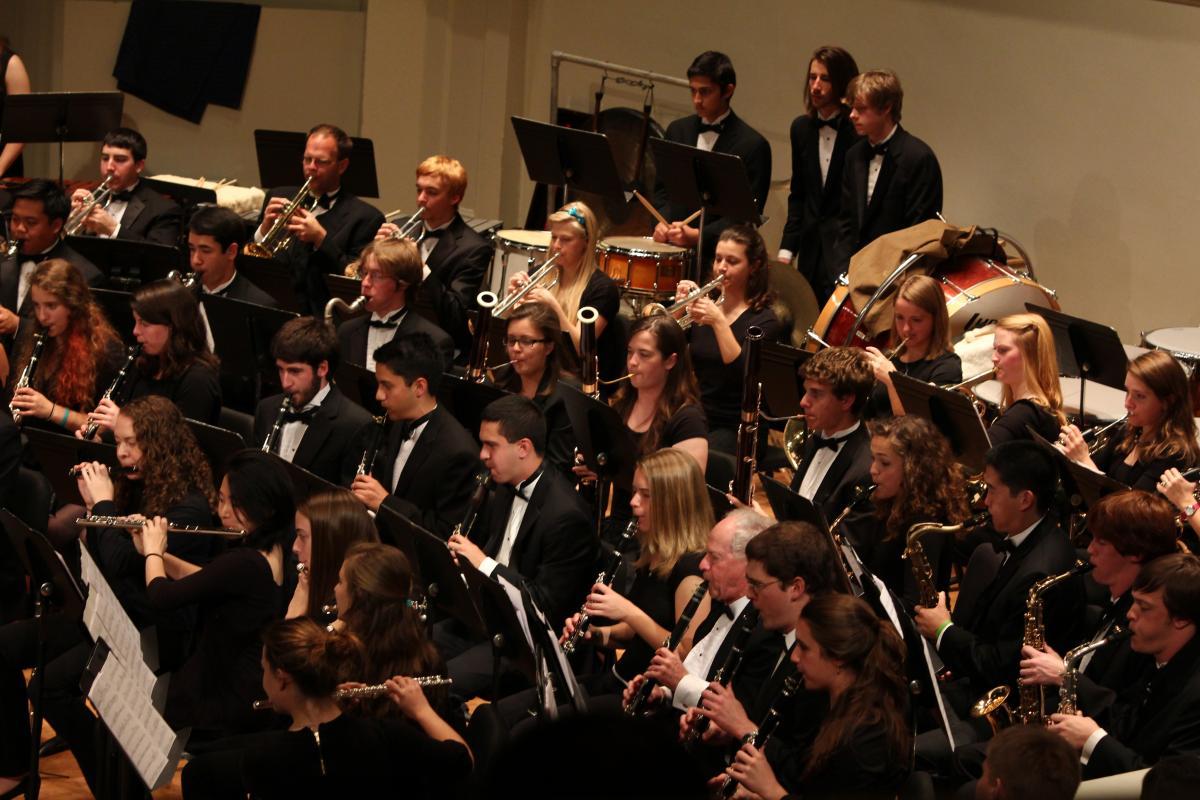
[252,129,380,198]
[1029,430,1128,513]
[1,510,86,800]
[185,419,247,486]
[201,293,296,410]
[92,288,136,344]
[1,91,124,184]
[510,117,627,206]
[334,361,381,415]
[1026,304,1129,424]
[65,237,182,289]
[22,427,117,507]
[760,475,828,528]
[460,560,539,698]
[559,383,637,534]
[440,374,507,441]
[236,253,305,313]
[140,177,217,208]
[892,373,993,474]
[270,455,337,501]
[760,341,812,420]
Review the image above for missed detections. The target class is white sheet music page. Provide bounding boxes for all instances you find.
[88,653,179,789]
[79,546,158,696]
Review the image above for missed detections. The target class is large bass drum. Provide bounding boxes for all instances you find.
[1142,326,1200,415]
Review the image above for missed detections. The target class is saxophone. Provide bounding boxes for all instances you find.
[904,513,991,608]
[1058,628,1131,716]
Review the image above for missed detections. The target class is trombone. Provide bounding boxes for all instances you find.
[64,176,114,236]
[75,515,248,539]
[494,252,560,318]
[642,274,726,330]
[244,177,317,259]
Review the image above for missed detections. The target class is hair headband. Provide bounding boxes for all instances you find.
[564,206,588,235]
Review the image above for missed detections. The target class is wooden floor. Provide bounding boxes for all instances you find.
[28,719,183,799]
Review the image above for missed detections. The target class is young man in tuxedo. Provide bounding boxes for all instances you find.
[254,316,371,484]
[335,238,453,371]
[375,155,490,359]
[68,127,182,247]
[788,346,875,523]
[253,123,384,315]
[348,332,477,538]
[778,46,861,306]
[187,205,275,306]
[652,51,771,269]
[1050,553,1200,778]
[834,70,943,271]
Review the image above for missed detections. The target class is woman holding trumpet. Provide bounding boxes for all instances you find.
[985,312,1066,445]
[1059,350,1199,491]
[673,224,781,456]
[5,258,125,432]
[504,201,623,382]
[862,274,962,419]
[287,488,379,623]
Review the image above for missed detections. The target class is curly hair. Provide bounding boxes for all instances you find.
[9,259,121,410]
[610,314,703,455]
[867,415,969,541]
[1116,350,1200,466]
[114,395,216,516]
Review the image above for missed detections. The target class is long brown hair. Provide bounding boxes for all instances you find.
[1116,350,1200,465]
[716,224,775,311]
[114,395,216,516]
[496,301,574,397]
[611,314,702,455]
[261,617,364,700]
[867,416,969,541]
[130,279,218,379]
[298,490,379,620]
[9,259,121,409]
[800,593,911,779]
[891,274,951,359]
[635,449,712,578]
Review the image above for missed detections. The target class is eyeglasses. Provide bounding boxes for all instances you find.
[745,576,782,594]
[504,336,548,349]
[302,156,335,167]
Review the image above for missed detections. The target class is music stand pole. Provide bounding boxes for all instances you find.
[26,582,53,800]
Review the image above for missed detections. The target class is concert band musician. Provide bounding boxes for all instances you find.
[375,155,490,358]
[84,278,222,432]
[186,205,276,306]
[675,223,780,460]
[68,127,182,246]
[347,333,478,537]
[724,593,912,800]
[986,312,1066,445]
[336,238,454,371]
[1059,349,1200,491]
[862,273,962,419]
[5,259,124,433]
[254,316,372,484]
[778,46,861,305]
[253,123,384,315]
[505,201,623,382]
[288,489,379,622]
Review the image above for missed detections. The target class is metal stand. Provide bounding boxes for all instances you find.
[27,582,54,800]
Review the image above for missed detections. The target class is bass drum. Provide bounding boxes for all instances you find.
[806,255,1061,352]
[1141,326,1200,415]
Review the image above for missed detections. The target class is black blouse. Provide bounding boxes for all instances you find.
[1093,424,1193,491]
[863,350,963,420]
[615,551,704,681]
[629,403,708,458]
[845,510,953,609]
[988,398,1060,445]
[689,305,782,431]
[126,359,222,424]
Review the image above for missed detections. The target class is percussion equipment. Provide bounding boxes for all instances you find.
[972,377,1127,426]
[595,236,690,302]
[1142,326,1200,414]
[491,229,551,294]
[806,255,1060,353]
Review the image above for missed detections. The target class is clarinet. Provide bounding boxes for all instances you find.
[82,344,141,439]
[453,470,493,540]
[720,673,802,798]
[562,518,638,655]
[683,606,761,747]
[625,579,709,715]
[260,396,293,453]
[9,332,46,423]
[729,326,764,504]
[355,415,388,475]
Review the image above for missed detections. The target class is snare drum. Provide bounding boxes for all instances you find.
[1142,326,1200,414]
[491,229,551,294]
[806,255,1061,352]
[595,237,690,299]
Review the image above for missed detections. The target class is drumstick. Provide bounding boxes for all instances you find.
[681,208,703,226]
[632,190,670,228]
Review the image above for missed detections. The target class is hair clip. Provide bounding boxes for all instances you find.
[564,206,588,235]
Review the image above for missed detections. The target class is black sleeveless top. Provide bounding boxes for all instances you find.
[0,48,24,178]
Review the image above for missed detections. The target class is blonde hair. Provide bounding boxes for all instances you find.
[847,69,903,121]
[892,274,951,359]
[545,201,599,320]
[635,449,713,579]
[416,155,467,200]
[357,238,422,303]
[995,313,1066,424]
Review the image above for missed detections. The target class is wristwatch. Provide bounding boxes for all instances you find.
[1182,501,1199,520]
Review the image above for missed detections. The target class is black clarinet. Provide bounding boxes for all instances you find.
[82,344,142,439]
[355,416,388,476]
[562,518,637,655]
[260,396,293,453]
[720,673,802,799]
[683,606,761,747]
[453,470,493,540]
[625,579,709,715]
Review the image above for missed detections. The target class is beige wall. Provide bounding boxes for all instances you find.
[8,0,1200,340]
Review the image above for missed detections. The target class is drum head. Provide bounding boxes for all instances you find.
[495,229,551,251]
[1143,327,1200,362]
[597,236,688,256]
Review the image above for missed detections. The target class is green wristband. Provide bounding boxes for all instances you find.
[935,620,952,639]
[60,406,71,427]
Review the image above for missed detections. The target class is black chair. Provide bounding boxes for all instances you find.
[5,466,53,533]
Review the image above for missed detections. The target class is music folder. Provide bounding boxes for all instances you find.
[891,372,992,475]
[459,560,538,685]
[22,426,118,508]
[269,454,338,501]
[65,236,182,288]
[1029,429,1129,511]
[558,383,637,492]
[185,419,247,484]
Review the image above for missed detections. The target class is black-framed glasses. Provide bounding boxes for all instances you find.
[504,336,548,348]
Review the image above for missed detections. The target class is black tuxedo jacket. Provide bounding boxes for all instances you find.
[420,214,490,357]
[780,113,860,300]
[834,125,942,270]
[336,309,455,372]
[1075,593,1154,720]
[253,386,372,485]
[214,271,277,308]
[364,405,480,538]
[471,467,595,626]
[255,187,384,315]
[788,424,873,524]
[653,110,771,266]
[113,181,183,246]
[940,516,1083,693]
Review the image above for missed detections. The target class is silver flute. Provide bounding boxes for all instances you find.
[252,676,453,710]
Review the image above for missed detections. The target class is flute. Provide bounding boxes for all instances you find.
[68,464,138,478]
[251,676,453,710]
[75,515,247,539]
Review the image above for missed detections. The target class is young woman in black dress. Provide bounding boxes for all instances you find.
[985,312,1066,444]
[287,488,378,622]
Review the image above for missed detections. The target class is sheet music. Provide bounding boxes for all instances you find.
[494,574,585,711]
[88,652,180,789]
[494,574,535,652]
[79,547,158,696]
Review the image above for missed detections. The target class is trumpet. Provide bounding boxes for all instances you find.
[261,396,294,453]
[1082,414,1128,455]
[947,368,997,393]
[494,253,560,318]
[385,207,426,243]
[65,176,114,236]
[82,345,141,440]
[75,515,247,539]
[642,274,726,330]
[244,177,317,259]
[252,675,453,710]
[67,464,137,478]
[167,269,200,290]
[324,295,368,325]
[10,332,46,423]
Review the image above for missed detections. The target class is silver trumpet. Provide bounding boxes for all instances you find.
[494,252,560,318]
[75,515,247,539]
[65,176,114,236]
[9,332,46,423]
[385,207,426,244]
[252,676,453,710]
[642,274,726,330]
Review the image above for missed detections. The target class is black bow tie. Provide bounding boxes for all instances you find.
[282,407,318,424]
[369,311,405,330]
[511,468,543,502]
[398,409,436,441]
[711,600,734,620]
[815,433,851,452]
[995,539,1016,555]
[698,122,725,135]
[815,115,839,129]
[317,193,337,210]
[869,142,889,159]
[109,190,134,203]
[423,227,446,239]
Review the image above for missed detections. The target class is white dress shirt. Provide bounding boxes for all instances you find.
[16,243,56,310]
[797,421,861,501]
[197,272,236,353]
[365,308,407,372]
[480,469,544,577]
[866,124,898,205]
[671,595,752,710]
[277,383,331,463]
[419,219,453,278]
[695,109,732,153]
[390,408,434,493]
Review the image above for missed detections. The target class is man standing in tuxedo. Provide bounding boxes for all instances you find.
[335,238,453,371]
[788,346,875,522]
[254,316,371,484]
[652,51,771,269]
[777,47,861,305]
[187,205,276,307]
[834,70,942,271]
[253,123,384,315]
[375,155,490,359]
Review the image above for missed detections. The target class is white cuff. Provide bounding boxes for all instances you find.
[1080,727,1107,764]
[672,673,708,711]
[479,556,499,577]
[776,249,794,263]
[422,263,431,280]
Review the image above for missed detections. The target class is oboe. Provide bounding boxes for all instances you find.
[9,332,46,423]
[261,396,293,453]
[75,515,247,539]
[683,607,760,747]
[720,673,802,798]
[562,519,637,655]
[83,344,141,439]
[252,676,453,710]
[625,580,709,715]
[355,415,387,476]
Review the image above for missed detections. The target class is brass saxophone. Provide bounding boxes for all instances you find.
[1058,628,1130,716]
[904,513,991,608]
